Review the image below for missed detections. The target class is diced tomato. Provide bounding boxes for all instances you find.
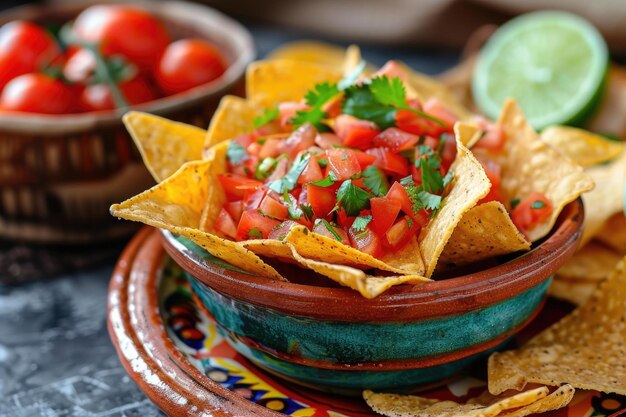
[265,158,288,183]
[413,208,430,230]
[259,138,286,159]
[315,132,342,149]
[354,150,377,170]
[306,184,336,218]
[334,114,380,149]
[259,194,288,220]
[313,221,350,243]
[268,220,301,240]
[440,133,457,171]
[478,160,503,204]
[232,133,255,148]
[373,127,419,152]
[374,60,410,84]
[395,98,453,137]
[243,187,268,210]
[247,142,262,157]
[298,157,324,184]
[366,148,409,177]
[327,148,361,180]
[218,174,263,200]
[236,209,281,240]
[278,101,308,131]
[214,208,237,239]
[322,93,343,118]
[348,226,382,257]
[284,123,317,158]
[224,200,243,222]
[387,182,414,218]
[474,125,505,152]
[370,197,401,235]
[336,209,355,229]
[510,192,553,238]
[384,217,416,250]
[423,98,457,130]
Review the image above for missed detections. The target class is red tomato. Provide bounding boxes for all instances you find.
[278,101,308,131]
[306,184,336,218]
[236,209,281,240]
[284,123,317,158]
[349,226,382,257]
[334,114,380,149]
[510,192,553,238]
[373,60,410,84]
[0,21,61,92]
[384,217,416,250]
[386,182,414,218]
[354,150,377,170]
[370,197,401,235]
[243,188,268,210]
[224,200,243,222]
[156,39,226,95]
[73,5,170,71]
[259,138,286,159]
[313,221,350,243]
[474,124,505,152]
[0,73,75,114]
[266,158,289,183]
[63,47,95,83]
[440,133,457,171]
[268,220,300,240]
[336,209,355,229]
[373,127,419,152]
[315,132,342,149]
[322,93,343,118]
[217,174,263,200]
[80,75,157,111]
[298,157,324,184]
[423,98,457,130]
[327,148,361,180]
[259,194,288,220]
[478,160,502,204]
[366,148,409,177]
[214,208,237,239]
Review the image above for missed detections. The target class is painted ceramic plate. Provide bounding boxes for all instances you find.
[107,228,626,417]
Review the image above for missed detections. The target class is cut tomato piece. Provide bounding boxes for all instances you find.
[298,157,324,184]
[218,174,263,200]
[265,158,289,183]
[370,197,401,235]
[284,123,317,158]
[387,182,414,218]
[315,132,342,149]
[268,220,300,240]
[348,226,382,257]
[259,138,286,159]
[373,127,419,152]
[510,192,553,238]
[327,148,361,180]
[236,209,281,240]
[373,60,410,84]
[395,97,452,137]
[243,187,268,210]
[423,98,457,130]
[306,184,336,218]
[440,133,457,171]
[322,93,343,118]
[474,125,505,152]
[278,101,308,131]
[413,209,430,230]
[313,221,349,243]
[478,159,503,204]
[354,150,377,170]
[259,194,288,220]
[384,217,415,250]
[366,147,409,177]
[223,200,243,222]
[334,114,380,149]
[214,208,237,239]
[336,209,355,229]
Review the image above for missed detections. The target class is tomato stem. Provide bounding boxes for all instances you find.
[83,43,128,110]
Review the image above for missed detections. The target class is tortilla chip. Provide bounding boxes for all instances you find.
[595,213,626,253]
[557,240,623,282]
[110,160,284,280]
[419,137,491,277]
[540,126,624,167]
[488,256,626,395]
[454,121,482,148]
[204,95,262,151]
[267,41,348,68]
[246,60,342,108]
[123,111,206,182]
[439,201,530,269]
[548,277,598,306]
[363,385,572,417]
[494,100,594,242]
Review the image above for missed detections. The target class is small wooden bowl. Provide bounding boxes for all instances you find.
[161,199,584,395]
[0,0,254,243]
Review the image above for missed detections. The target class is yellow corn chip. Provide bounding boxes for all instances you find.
[595,213,626,253]
[123,112,205,182]
[419,137,491,277]
[439,201,530,269]
[557,240,623,282]
[267,41,348,68]
[488,256,626,395]
[548,277,599,306]
[454,121,483,148]
[246,60,342,108]
[494,100,594,242]
[500,385,575,417]
[204,95,262,150]
[540,126,624,167]
[110,160,284,280]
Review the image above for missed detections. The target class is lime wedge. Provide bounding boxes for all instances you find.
[472,11,608,130]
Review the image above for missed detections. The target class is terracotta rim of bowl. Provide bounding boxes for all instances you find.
[162,198,584,322]
[0,0,254,134]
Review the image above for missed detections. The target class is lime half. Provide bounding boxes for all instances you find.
[472,11,608,130]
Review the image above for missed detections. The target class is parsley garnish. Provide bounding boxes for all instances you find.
[267,153,311,193]
[253,106,279,128]
[226,141,247,164]
[314,219,343,242]
[510,198,521,209]
[291,82,339,131]
[247,227,263,238]
[361,166,389,196]
[336,179,373,216]
[351,215,372,233]
[310,171,337,187]
[531,200,546,209]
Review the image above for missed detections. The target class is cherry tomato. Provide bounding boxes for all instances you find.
[334,114,380,149]
[236,209,281,240]
[327,148,361,180]
[511,192,553,238]
[80,75,158,111]
[370,197,401,235]
[63,47,94,83]
[0,73,75,114]
[0,21,61,92]
[73,5,170,71]
[155,38,227,95]
[214,208,237,239]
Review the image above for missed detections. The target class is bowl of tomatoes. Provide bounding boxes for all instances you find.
[0,0,253,243]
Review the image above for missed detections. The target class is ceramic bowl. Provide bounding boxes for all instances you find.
[0,0,253,243]
[161,199,583,395]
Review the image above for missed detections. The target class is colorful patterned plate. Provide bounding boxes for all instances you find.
[107,228,626,416]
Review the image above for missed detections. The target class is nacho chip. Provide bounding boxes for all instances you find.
[204,95,262,150]
[110,159,284,280]
[494,100,594,242]
[419,137,491,277]
[595,213,626,253]
[556,240,623,282]
[363,385,573,417]
[488,255,626,395]
[454,121,483,148]
[540,125,624,167]
[123,111,205,182]
[246,60,342,108]
[548,277,599,306]
[267,41,348,69]
[439,201,531,269]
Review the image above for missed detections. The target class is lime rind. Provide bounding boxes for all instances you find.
[472,11,608,130]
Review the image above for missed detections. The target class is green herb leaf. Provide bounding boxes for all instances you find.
[314,218,343,242]
[351,215,373,233]
[369,75,408,108]
[253,106,279,128]
[317,158,328,168]
[362,166,389,196]
[268,153,311,193]
[400,177,443,214]
[336,179,373,216]
[338,60,366,90]
[419,156,443,193]
[442,170,454,187]
[342,83,397,129]
[416,190,442,212]
[531,200,546,209]
[291,82,339,131]
[282,192,304,220]
[247,227,263,238]
[300,203,314,221]
[510,198,521,209]
[310,170,337,187]
[254,157,276,180]
[227,141,247,164]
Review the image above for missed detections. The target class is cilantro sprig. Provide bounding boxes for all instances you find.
[361,166,389,196]
[351,214,372,233]
[336,179,373,216]
[253,106,279,128]
[314,219,343,242]
[267,153,311,193]
[226,141,248,164]
[290,82,340,131]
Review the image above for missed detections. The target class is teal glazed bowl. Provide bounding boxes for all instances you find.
[161,199,583,395]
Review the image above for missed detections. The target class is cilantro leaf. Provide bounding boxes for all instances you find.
[369,75,407,108]
[314,219,343,242]
[253,106,279,128]
[351,215,372,233]
[282,192,304,220]
[226,141,247,164]
[247,227,263,238]
[338,60,366,90]
[400,177,443,215]
[267,153,311,193]
[416,190,442,212]
[362,166,389,196]
[336,179,373,216]
[419,156,443,193]
[442,170,453,187]
[300,203,314,220]
[254,157,276,180]
[310,171,337,187]
[291,82,339,131]
[342,84,397,129]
